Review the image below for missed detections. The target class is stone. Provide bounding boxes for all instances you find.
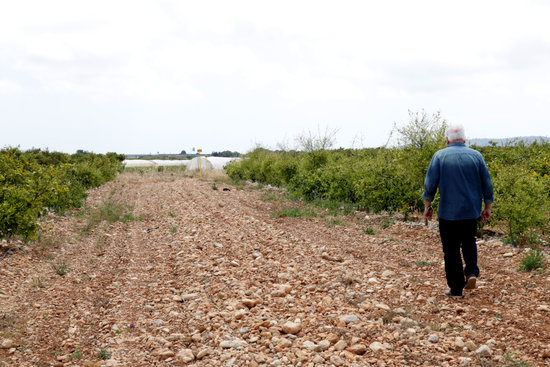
[0,339,14,349]
[503,252,515,257]
[348,344,367,355]
[241,298,259,308]
[157,349,175,359]
[537,305,550,312]
[334,340,348,351]
[181,293,199,301]
[464,341,476,351]
[381,270,395,278]
[428,334,439,343]
[271,284,292,297]
[196,348,211,359]
[369,341,389,352]
[313,355,325,363]
[475,345,491,357]
[282,321,302,335]
[340,314,360,324]
[399,317,418,328]
[315,340,331,351]
[455,337,465,349]
[330,355,345,365]
[375,303,390,311]
[303,341,317,350]
[220,339,247,349]
[175,349,194,363]
[459,357,472,366]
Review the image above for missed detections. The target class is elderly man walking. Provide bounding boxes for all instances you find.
[422,125,494,298]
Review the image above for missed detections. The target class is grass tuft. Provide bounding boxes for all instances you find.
[518,250,546,272]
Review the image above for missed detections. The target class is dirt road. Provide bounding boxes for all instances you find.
[1,172,549,366]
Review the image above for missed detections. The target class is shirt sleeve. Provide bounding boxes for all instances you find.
[479,157,494,204]
[421,154,440,202]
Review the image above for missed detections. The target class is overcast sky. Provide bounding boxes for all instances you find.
[1,0,549,154]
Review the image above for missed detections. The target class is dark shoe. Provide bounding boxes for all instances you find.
[444,290,463,299]
[464,275,477,290]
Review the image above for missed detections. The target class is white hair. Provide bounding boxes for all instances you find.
[445,124,466,142]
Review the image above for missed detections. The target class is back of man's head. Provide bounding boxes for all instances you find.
[445,124,466,142]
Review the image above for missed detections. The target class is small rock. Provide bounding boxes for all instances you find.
[315,340,331,351]
[181,293,199,301]
[455,337,465,349]
[465,341,476,351]
[348,344,367,355]
[340,314,360,324]
[157,349,175,360]
[302,341,317,351]
[313,355,325,363]
[282,321,302,335]
[416,295,428,303]
[428,334,439,343]
[175,349,195,363]
[329,355,345,365]
[537,305,550,312]
[369,341,390,352]
[375,303,390,311]
[503,252,515,257]
[459,357,472,366]
[220,339,247,349]
[241,299,259,308]
[271,284,292,297]
[399,317,418,328]
[381,270,395,278]
[0,339,14,349]
[172,295,183,302]
[475,345,491,357]
[196,348,211,359]
[334,340,347,351]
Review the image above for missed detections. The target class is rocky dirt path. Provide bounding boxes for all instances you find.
[1,172,549,366]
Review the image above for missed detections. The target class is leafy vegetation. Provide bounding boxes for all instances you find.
[518,250,546,272]
[226,111,550,245]
[0,148,124,242]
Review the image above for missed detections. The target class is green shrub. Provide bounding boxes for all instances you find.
[492,165,549,245]
[518,250,546,272]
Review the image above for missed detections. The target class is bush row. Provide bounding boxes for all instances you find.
[0,147,124,242]
[226,142,550,245]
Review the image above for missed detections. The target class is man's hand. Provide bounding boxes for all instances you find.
[481,203,492,222]
[424,201,433,220]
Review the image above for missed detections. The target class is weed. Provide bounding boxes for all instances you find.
[416,261,433,266]
[503,350,530,367]
[276,207,317,218]
[32,277,45,288]
[495,314,503,320]
[405,249,415,253]
[72,347,82,360]
[326,218,344,226]
[36,231,59,250]
[98,349,111,360]
[51,261,71,276]
[382,218,394,229]
[261,192,278,201]
[363,227,375,235]
[81,199,137,234]
[168,211,176,217]
[170,226,178,234]
[518,250,546,272]
[212,182,218,190]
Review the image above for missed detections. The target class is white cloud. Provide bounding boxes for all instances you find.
[0,80,24,94]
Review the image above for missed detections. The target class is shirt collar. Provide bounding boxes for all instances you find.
[448,142,466,147]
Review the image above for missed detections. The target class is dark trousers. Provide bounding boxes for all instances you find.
[439,218,479,295]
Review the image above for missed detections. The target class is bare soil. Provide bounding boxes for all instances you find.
[1,172,549,366]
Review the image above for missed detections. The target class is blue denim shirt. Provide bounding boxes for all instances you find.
[421,143,494,220]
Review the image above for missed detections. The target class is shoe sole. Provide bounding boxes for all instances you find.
[444,291,464,299]
[464,277,477,290]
